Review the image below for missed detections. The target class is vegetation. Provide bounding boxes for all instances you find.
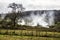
[7,3,25,27]
[0,2,60,31]
[0,2,60,40]
[0,29,60,37]
[0,29,60,40]
[0,34,60,40]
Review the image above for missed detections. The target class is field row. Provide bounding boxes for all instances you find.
[0,35,60,40]
[0,30,60,37]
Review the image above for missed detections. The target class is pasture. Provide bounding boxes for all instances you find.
[0,29,60,40]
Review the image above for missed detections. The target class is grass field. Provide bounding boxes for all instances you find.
[0,34,60,40]
[0,35,60,40]
[0,29,60,40]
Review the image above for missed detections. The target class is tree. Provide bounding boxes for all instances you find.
[54,22,60,32]
[8,3,25,27]
[17,4,25,13]
[8,3,25,13]
[8,3,17,13]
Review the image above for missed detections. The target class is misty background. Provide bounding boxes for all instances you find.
[0,0,60,28]
[0,0,60,13]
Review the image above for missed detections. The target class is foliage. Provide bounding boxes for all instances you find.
[53,22,60,31]
[8,3,25,12]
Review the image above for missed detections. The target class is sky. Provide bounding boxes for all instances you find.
[0,0,60,13]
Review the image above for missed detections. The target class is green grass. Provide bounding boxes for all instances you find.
[0,29,60,37]
[0,29,60,40]
[0,34,60,40]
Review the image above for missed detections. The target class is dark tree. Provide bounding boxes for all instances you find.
[8,3,25,13]
[17,4,25,13]
[8,3,25,27]
[8,3,17,12]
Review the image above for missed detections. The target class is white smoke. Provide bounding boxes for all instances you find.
[17,19,25,25]
[17,10,55,28]
[48,11,55,26]
[29,11,49,27]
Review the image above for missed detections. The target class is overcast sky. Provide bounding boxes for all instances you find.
[0,0,60,13]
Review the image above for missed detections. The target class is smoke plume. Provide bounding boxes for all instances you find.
[17,10,55,28]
